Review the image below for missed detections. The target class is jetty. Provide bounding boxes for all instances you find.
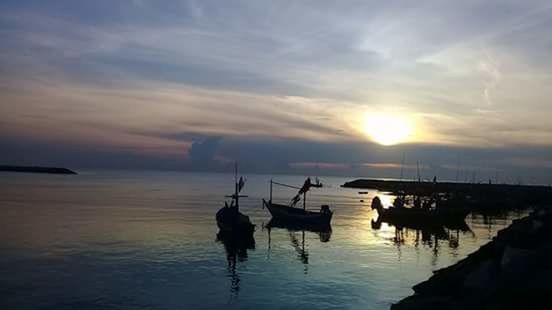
[391,208,552,310]
[343,179,552,211]
[0,165,77,175]
[343,179,551,196]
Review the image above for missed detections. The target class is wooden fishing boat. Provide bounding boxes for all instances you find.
[263,199,332,226]
[216,205,255,235]
[215,163,255,236]
[262,178,333,226]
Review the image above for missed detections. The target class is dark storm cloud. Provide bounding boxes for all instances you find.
[3,134,550,183]
[186,136,222,170]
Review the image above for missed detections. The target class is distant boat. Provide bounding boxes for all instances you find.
[216,163,255,236]
[262,178,333,227]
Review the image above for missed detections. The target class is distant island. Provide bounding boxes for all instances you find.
[0,165,77,175]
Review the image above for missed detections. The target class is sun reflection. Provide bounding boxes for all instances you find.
[363,113,413,146]
[356,192,399,246]
[377,193,395,208]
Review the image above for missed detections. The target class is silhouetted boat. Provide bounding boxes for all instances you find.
[371,196,470,226]
[262,178,333,226]
[216,163,255,236]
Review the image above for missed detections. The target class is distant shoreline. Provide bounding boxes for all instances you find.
[0,165,77,175]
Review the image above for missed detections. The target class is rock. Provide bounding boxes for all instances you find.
[392,209,552,310]
[391,295,454,310]
[464,259,495,290]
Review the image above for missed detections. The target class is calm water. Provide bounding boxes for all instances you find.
[0,171,525,309]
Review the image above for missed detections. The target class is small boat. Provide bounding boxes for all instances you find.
[262,178,333,227]
[370,196,470,225]
[215,163,255,236]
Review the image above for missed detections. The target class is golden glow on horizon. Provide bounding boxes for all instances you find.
[363,113,413,146]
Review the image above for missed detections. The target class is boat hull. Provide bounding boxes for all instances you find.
[263,200,333,226]
[216,206,255,236]
[377,206,470,226]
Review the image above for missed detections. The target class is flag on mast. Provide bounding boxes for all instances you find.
[238,177,245,192]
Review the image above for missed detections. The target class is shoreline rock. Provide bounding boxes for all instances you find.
[391,207,552,310]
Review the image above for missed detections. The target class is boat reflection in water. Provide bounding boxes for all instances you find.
[371,214,473,264]
[265,219,332,273]
[216,230,255,301]
[266,218,332,243]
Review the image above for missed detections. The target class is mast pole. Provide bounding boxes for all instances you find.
[270,179,273,202]
[417,161,420,182]
[303,192,306,210]
[234,161,239,210]
[400,152,405,181]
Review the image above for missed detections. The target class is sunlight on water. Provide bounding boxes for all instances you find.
[0,171,526,309]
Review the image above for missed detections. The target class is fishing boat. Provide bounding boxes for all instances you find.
[215,163,255,236]
[262,178,333,227]
[370,196,470,226]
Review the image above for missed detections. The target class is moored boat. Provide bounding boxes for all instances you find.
[371,196,470,226]
[262,178,333,226]
[263,199,333,226]
[215,163,255,236]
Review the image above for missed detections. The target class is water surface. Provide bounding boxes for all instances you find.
[0,171,524,309]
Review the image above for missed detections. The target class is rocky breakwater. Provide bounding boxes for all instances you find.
[392,208,552,310]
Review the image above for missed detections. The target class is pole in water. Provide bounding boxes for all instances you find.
[269,179,273,202]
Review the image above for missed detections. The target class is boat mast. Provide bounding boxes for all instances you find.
[225,161,247,209]
[399,152,405,181]
[234,161,239,211]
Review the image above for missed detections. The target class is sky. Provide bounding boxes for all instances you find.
[1,1,552,183]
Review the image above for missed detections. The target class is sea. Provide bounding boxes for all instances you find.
[0,171,526,309]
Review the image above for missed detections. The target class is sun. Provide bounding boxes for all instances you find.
[363,113,413,146]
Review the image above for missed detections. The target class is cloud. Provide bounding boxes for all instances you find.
[1,1,552,181]
[478,50,502,105]
[187,136,222,169]
[289,162,351,170]
[2,129,552,183]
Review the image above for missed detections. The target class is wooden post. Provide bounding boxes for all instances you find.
[270,179,273,202]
